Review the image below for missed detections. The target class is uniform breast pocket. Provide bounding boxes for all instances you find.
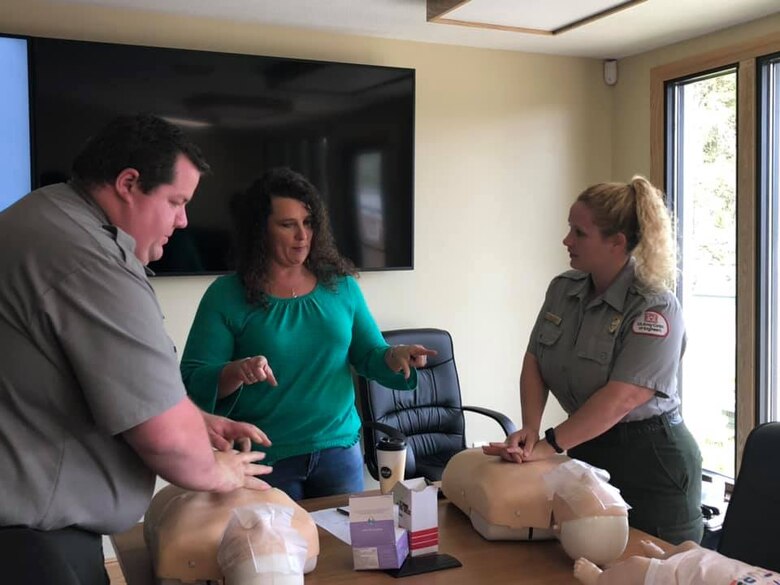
[577,338,615,366]
[574,337,616,393]
[537,322,563,350]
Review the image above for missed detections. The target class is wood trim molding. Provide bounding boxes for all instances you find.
[427,0,647,36]
[106,558,126,585]
[735,58,757,474]
[651,31,780,85]
[649,74,665,190]
[429,17,553,36]
[426,0,469,22]
[553,0,647,35]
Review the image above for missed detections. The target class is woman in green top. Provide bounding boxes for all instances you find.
[181,167,435,500]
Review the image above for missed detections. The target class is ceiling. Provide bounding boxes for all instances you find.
[55,0,780,59]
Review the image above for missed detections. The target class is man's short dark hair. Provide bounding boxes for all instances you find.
[71,114,210,193]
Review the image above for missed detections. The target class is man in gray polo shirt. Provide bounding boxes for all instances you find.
[0,115,272,584]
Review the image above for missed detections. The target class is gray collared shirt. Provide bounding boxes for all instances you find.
[0,182,185,534]
[528,259,683,422]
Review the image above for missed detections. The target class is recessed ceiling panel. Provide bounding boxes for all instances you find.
[431,0,646,34]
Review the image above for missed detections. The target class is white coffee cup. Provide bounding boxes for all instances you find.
[376,437,407,494]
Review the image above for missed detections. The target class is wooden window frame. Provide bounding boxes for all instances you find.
[650,31,780,472]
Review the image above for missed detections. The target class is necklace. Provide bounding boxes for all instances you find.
[291,288,298,298]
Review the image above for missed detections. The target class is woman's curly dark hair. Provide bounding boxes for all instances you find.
[230,167,356,306]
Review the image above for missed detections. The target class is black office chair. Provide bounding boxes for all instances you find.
[357,328,517,482]
[717,422,780,571]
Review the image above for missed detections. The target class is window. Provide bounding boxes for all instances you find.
[651,32,780,475]
[666,69,738,477]
[758,53,780,424]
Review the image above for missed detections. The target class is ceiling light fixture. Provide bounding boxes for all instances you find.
[427,0,648,36]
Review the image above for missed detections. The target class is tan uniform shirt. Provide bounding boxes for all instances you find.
[0,182,185,534]
[527,259,683,422]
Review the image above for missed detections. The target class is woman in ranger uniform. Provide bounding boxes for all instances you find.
[485,176,703,544]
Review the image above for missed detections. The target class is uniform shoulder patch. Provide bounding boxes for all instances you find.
[632,311,669,337]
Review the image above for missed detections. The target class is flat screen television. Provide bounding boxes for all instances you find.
[0,34,414,274]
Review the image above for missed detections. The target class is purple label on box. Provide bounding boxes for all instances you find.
[350,519,396,547]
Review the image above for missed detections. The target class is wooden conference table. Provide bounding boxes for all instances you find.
[112,492,666,585]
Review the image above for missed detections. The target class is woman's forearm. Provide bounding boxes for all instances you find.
[218,361,243,398]
[554,381,654,450]
[520,352,548,431]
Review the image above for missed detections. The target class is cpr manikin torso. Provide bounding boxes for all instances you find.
[144,486,319,585]
[441,449,629,565]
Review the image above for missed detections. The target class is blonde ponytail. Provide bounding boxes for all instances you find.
[631,176,677,291]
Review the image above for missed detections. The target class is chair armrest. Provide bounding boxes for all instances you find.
[461,406,517,436]
[363,421,407,441]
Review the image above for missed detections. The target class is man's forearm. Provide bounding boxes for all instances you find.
[123,398,233,491]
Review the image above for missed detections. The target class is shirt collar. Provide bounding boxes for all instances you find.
[567,257,636,312]
[68,180,111,225]
[69,180,148,275]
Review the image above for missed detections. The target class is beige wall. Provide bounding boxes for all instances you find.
[0,1,616,441]
[612,12,780,181]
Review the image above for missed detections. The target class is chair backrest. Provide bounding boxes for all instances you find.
[717,422,780,571]
[358,328,467,481]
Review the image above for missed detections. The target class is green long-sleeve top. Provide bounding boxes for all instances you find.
[180,274,416,464]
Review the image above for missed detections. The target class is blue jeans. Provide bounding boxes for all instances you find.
[264,443,365,501]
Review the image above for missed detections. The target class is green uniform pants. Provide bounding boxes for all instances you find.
[569,413,704,545]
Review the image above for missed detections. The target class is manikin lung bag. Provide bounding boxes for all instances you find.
[218,504,308,585]
[544,459,631,565]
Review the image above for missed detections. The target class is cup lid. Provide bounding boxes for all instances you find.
[377,436,406,451]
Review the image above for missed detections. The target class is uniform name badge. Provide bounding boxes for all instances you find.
[608,316,622,334]
[544,312,562,326]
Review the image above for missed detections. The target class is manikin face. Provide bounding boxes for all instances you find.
[562,201,618,274]
[126,154,200,265]
[266,196,313,268]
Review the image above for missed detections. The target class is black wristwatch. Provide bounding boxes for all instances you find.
[545,427,564,453]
